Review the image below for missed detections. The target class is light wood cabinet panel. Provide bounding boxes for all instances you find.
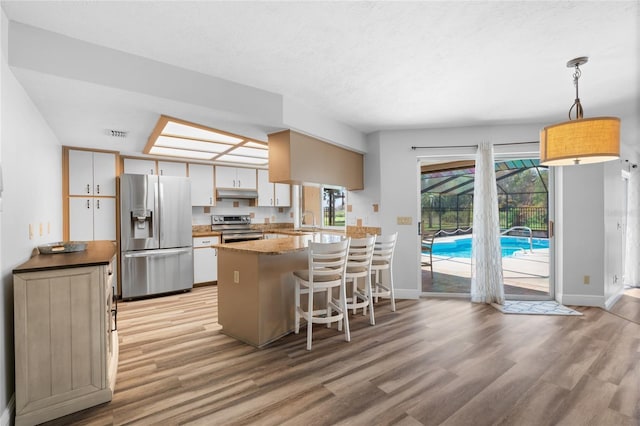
[158,161,187,177]
[189,164,215,206]
[13,255,118,426]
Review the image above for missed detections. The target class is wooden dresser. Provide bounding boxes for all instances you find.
[12,241,118,426]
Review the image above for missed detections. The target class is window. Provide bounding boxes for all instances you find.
[322,186,346,228]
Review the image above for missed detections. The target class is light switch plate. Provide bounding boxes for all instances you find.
[397,216,412,225]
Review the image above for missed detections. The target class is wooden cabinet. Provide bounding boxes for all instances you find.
[68,150,116,196]
[193,236,219,283]
[158,161,187,177]
[257,169,290,207]
[69,197,116,241]
[123,158,156,175]
[13,245,118,426]
[216,166,256,189]
[189,164,215,206]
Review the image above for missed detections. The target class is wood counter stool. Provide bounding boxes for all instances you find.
[294,238,351,350]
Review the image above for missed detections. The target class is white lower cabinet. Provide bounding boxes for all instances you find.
[193,236,219,283]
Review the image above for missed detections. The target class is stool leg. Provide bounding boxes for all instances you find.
[340,281,350,342]
[294,280,300,334]
[366,272,375,325]
[307,287,314,351]
[388,267,396,312]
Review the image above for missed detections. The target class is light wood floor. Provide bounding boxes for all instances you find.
[46,286,640,425]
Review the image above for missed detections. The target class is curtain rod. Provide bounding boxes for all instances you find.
[410,141,538,150]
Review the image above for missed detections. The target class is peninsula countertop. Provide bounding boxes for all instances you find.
[214,233,344,255]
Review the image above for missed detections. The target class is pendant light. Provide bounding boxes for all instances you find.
[540,57,620,166]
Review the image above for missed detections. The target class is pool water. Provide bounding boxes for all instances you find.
[428,236,549,258]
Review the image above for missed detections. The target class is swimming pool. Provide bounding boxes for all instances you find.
[428,236,549,258]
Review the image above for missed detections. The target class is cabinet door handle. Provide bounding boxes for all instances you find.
[97,199,100,209]
[233,179,236,187]
[209,196,213,204]
[160,169,164,175]
[96,184,100,194]
[86,184,90,194]
[150,169,154,174]
[270,198,273,205]
[202,240,210,244]
[276,198,279,205]
[86,200,91,209]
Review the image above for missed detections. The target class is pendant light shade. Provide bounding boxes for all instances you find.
[540,57,620,166]
[540,117,620,166]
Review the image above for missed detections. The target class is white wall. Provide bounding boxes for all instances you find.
[348,132,381,228]
[0,9,63,422]
[365,122,630,305]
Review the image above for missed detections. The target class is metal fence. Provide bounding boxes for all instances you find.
[422,206,548,237]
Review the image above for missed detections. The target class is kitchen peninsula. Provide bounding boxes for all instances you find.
[216,233,343,347]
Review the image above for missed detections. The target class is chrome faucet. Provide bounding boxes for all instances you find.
[302,210,316,228]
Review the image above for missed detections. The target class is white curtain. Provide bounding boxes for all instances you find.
[471,142,505,304]
[624,167,640,287]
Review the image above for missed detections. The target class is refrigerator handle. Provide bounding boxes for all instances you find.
[124,247,192,258]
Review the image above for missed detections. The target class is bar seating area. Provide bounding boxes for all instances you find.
[293,233,397,350]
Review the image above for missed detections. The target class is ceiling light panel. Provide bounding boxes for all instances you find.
[216,154,269,165]
[230,146,269,158]
[155,135,230,153]
[149,146,214,159]
[162,121,243,144]
[243,141,268,149]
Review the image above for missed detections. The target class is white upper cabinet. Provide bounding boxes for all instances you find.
[158,161,187,177]
[189,163,215,206]
[216,166,256,190]
[257,169,290,207]
[123,158,156,175]
[274,183,291,207]
[68,150,116,196]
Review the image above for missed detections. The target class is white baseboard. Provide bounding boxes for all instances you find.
[394,289,421,299]
[0,394,14,426]
[559,294,605,308]
[605,291,624,311]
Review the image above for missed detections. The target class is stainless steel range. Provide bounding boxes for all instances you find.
[211,215,263,243]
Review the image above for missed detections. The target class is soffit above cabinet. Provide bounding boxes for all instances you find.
[144,115,269,166]
[268,129,363,190]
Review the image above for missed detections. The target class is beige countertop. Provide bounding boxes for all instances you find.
[215,233,344,255]
[192,231,222,238]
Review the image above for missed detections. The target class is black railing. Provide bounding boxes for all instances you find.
[422,206,548,237]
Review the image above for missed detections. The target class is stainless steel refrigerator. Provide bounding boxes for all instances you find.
[120,174,193,299]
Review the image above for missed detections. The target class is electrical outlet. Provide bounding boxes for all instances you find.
[583,275,590,285]
[233,271,240,284]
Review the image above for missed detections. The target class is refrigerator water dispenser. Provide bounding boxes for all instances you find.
[131,209,153,238]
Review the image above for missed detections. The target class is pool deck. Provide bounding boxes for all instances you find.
[422,247,550,296]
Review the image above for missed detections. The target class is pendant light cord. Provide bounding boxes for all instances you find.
[569,64,584,120]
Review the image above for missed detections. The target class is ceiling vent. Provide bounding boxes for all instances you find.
[107,129,128,138]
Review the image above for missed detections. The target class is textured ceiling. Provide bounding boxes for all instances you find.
[1,1,638,151]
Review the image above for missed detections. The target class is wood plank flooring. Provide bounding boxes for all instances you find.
[45,286,640,425]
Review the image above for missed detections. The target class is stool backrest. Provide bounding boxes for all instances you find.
[307,238,351,283]
[348,235,377,269]
[372,232,398,265]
